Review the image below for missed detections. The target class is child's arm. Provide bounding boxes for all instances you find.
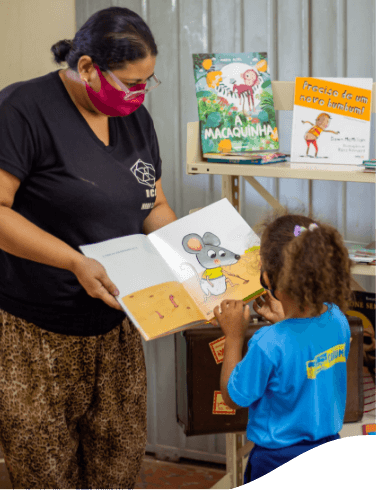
[220,338,244,409]
[213,300,250,409]
[322,130,340,134]
[301,120,314,125]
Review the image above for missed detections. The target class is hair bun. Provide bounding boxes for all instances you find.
[51,39,72,64]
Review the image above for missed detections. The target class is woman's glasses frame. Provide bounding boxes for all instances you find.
[107,70,161,100]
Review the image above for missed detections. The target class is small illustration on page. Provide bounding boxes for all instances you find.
[182,232,249,302]
[301,113,340,159]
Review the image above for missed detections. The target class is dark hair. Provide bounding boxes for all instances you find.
[256,210,354,315]
[51,7,158,71]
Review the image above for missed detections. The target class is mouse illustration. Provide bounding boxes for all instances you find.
[182,232,248,301]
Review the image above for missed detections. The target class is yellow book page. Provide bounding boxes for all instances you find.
[122,281,206,340]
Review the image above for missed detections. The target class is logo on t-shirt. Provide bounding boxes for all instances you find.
[131,159,156,188]
[306,343,346,379]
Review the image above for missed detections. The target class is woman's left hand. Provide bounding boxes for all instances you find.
[213,300,250,340]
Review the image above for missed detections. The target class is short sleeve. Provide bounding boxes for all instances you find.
[227,340,275,408]
[0,100,35,181]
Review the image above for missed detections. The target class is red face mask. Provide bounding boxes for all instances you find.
[84,64,146,117]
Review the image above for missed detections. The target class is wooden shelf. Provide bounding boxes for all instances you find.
[187,120,375,278]
[187,122,376,184]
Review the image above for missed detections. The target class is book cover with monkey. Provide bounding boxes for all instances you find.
[291,77,373,165]
[192,52,279,155]
[80,199,265,341]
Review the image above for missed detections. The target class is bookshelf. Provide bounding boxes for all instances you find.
[187,81,376,489]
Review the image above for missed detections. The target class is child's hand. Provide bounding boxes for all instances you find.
[253,292,285,324]
[213,300,250,340]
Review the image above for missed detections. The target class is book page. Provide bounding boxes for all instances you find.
[80,235,206,339]
[148,198,265,319]
[291,77,373,165]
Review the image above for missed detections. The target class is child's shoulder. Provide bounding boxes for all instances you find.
[249,322,282,345]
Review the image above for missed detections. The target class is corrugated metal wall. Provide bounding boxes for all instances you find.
[77,0,375,463]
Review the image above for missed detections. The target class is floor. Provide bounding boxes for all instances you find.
[134,455,226,489]
[0,453,226,489]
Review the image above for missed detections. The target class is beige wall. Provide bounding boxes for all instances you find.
[0,0,76,90]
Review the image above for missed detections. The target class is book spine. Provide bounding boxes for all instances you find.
[206,158,287,165]
[206,158,262,164]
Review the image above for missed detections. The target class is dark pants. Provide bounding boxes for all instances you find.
[0,309,147,489]
[244,433,341,483]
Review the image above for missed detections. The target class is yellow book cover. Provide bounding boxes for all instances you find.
[80,199,265,341]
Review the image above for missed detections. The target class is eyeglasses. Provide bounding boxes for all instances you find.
[107,71,161,100]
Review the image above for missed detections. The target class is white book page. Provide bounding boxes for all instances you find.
[80,234,177,302]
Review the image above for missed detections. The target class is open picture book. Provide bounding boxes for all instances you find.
[80,199,265,341]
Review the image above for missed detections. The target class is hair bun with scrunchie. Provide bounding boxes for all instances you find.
[51,39,73,64]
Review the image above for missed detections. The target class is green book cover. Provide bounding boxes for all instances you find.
[192,52,279,154]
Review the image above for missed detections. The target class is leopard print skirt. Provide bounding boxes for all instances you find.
[0,309,147,489]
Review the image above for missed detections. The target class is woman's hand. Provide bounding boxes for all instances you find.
[213,300,250,340]
[72,256,123,311]
[253,291,285,323]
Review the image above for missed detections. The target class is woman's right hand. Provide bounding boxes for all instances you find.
[72,256,123,311]
[253,291,285,324]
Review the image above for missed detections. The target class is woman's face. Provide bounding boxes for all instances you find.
[103,54,157,91]
[72,54,157,115]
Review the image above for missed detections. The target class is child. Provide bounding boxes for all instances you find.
[213,213,353,483]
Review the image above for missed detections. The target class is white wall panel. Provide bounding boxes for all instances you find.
[75,0,376,462]
[178,0,212,217]
[277,0,310,226]
[241,0,277,227]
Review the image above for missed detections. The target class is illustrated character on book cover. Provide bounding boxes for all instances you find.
[233,68,262,115]
[182,232,249,301]
[302,112,340,158]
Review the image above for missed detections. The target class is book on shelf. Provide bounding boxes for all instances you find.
[80,199,265,341]
[204,151,288,164]
[192,52,279,156]
[362,158,376,173]
[345,241,376,263]
[290,77,373,165]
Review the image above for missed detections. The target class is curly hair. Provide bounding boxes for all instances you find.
[255,209,354,316]
[51,7,158,72]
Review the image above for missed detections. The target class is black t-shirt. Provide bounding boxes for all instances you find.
[0,70,162,336]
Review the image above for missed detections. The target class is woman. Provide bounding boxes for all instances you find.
[0,6,176,489]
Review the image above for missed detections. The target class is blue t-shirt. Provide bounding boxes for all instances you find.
[227,303,351,449]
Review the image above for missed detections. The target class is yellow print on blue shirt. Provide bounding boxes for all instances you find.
[306,344,346,379]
